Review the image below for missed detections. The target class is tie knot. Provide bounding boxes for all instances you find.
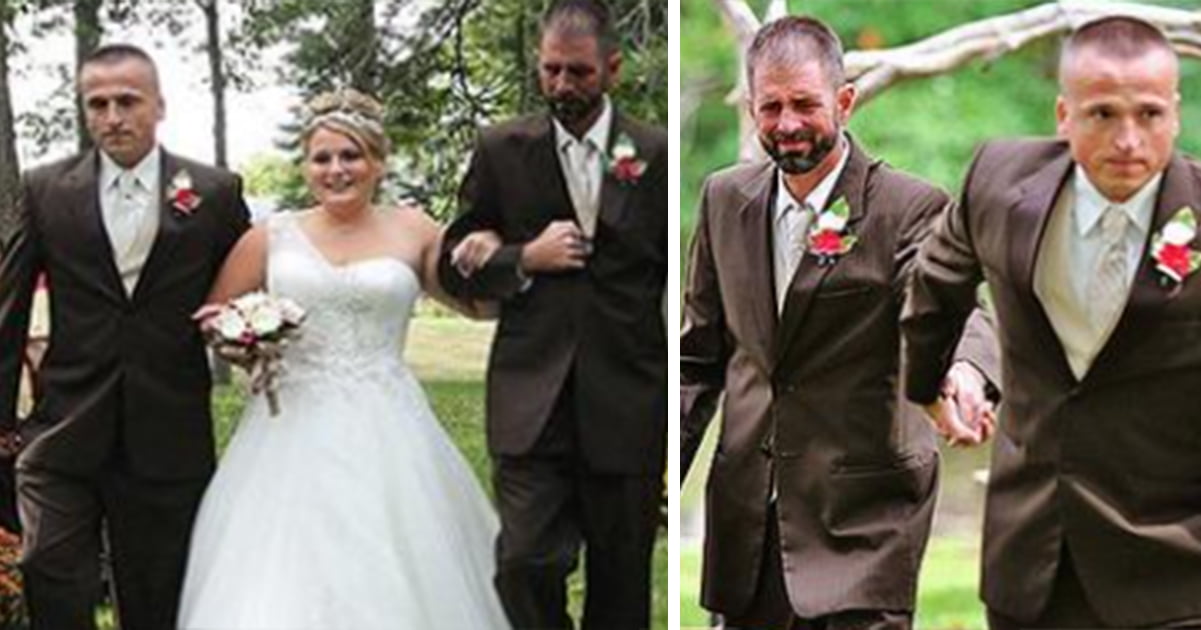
[1100,205,1129,243]
[118,171,142,194]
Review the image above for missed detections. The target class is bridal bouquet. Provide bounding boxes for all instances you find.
[196,292,306,416]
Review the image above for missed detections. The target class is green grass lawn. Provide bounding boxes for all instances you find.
[680,537,983,630]
[95,314,666,629]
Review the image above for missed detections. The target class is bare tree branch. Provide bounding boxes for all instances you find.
[710,0,1201,161]
[847,1,1201,104]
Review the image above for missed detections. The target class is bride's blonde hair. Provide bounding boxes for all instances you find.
[300,89,391,161]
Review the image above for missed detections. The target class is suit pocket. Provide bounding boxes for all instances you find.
[821,451,937,539]
[814,285,874,301]
[830,450,928,476]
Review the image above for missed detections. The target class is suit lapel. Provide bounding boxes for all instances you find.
[131,151,186,304]
[529,116,578,225]
[1008,149,1077,383]
[596,111,634,231]
[1090,153,1200,379]
[64,152,127,305]
[733,164,777,374]
[774,140,870,362]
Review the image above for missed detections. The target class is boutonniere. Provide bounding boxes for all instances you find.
[1150,206,1201,288]
[606,133,647,185]
[166,170,201,216]
[807,197,857,266]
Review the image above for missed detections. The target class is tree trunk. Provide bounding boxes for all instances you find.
[0,0,22,245]
[197,0,232,384]
[74,0,103,153]
[201,0,227,169]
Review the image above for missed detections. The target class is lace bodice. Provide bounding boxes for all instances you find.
[266,212,421,380]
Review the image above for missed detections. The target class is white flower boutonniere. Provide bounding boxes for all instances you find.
[1150,206,1201,288]
[806,197,857,267]
[167,170,202,216]
[606,133,647,185]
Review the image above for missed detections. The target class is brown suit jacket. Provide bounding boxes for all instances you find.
[438,111,667,475]
[0,149,249,479]
[903,138,1201,626]
[682,138,999,618]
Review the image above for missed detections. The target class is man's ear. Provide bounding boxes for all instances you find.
[1054,95,1069,138]
[835,82,857,125]
[606,50,622,84]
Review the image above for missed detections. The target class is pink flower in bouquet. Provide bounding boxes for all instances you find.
[198,292,306,416]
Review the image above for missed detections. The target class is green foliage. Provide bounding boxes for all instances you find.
[239,152,302,201]
[247,0,666,219]
[682,0,1201,240]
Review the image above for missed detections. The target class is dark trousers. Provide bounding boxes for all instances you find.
[721,503,910,630]
[17,463,207,630]
[493,377,662,630]
[987,544,1201,630]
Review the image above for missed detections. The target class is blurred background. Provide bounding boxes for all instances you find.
[680,1,1201,628]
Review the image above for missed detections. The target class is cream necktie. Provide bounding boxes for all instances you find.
[776,202,813,311]
[567,138,600,238]
[1086,206,1131,333]
[111,171,145,258]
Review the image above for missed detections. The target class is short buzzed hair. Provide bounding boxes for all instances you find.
[541,0,618,57]
[1059,16,1176,89]
[79,43,161,89]
[746,16,845,94]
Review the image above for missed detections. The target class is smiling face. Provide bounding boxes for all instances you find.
[303,126,383,212]
[80,56,164,168]
[1057,45,1180,202]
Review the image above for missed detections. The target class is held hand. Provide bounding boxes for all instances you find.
[922,391,991,448]
[450,230,503,278]
[944,361,996,442]
[0,428,20,459]
[519,220,590,273]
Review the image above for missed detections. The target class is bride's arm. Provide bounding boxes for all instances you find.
[407,209,498,320]
[205,224,268,306]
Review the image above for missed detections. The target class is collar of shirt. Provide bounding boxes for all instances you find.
[773,135,851,223]
[553,95,612,156]
[1072,164,1160,238]
[99,145,162,193]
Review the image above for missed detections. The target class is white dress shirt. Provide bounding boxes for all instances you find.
[1034,166,1159,378]
[99,146,162,296]
[771,138,849,312]
[553,96,612,238]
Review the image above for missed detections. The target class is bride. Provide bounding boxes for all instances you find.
[177,90,510,629]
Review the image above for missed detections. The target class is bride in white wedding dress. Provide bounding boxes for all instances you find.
[177,90,509,630]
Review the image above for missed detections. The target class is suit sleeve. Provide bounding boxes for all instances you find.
[901,147,990,405]
[215,174,252,262]
[894,181,1001,401]
[680,177,728,480]
[438,136,526,301]
[0,179,44,432]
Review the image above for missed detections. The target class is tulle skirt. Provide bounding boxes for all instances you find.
[178,365,510,629]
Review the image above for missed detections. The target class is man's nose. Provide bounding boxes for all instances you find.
[100,103,124,126]
[1113,117,1142,152]
[777,109,807,134]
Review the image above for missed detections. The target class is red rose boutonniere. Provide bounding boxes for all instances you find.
[607,133,647,185]
[1150,206,1201,288]
[167,170,201,216]
[807,197,857,267]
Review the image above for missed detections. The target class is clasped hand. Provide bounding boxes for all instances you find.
[922,361,995,447]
